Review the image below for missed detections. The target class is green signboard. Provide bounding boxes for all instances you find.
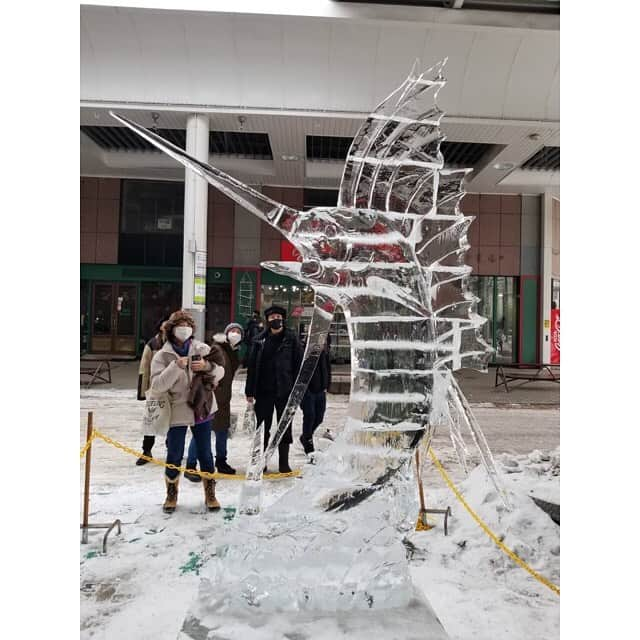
[194,276,206,306]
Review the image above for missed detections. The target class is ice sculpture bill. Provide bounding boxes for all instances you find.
[111,60,508,634]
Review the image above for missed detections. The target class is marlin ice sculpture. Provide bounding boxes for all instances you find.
[112,61,509,632]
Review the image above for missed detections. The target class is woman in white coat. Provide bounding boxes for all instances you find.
[150,309,224,513]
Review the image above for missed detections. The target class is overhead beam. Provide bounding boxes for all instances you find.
[80,101,559,129]
[82,2,559,32]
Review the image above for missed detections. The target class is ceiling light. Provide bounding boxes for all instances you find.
[493,162,516,171]
[281,154,299,161]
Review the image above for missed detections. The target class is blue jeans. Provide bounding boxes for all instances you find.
[165,420,214,480]
[187,425,228,468]
[301,390,327,441]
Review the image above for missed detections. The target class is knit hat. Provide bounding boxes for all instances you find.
[224,322,244,338]
[264,305,287,320]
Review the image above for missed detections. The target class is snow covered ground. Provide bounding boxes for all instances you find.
[80,382,559,640]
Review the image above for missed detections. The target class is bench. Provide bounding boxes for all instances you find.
[80,358,112,388]
[494,363,559,392]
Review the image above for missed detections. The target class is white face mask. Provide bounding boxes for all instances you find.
[173,326,193,342]
[228,332,242,346]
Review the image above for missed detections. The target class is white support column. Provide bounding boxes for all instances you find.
[182,113,209,341]
[540,192,553,363]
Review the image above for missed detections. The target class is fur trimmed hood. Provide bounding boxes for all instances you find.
[161,309,196,341]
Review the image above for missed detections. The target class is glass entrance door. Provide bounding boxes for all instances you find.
[90,283,138,354]
[467,276,518,363]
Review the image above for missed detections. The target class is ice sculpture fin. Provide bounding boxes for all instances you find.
[338,60,447,211]
[448,374,511,509]
[109,112,300,237]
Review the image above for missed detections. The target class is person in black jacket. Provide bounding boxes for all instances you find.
[299,335,332,455]
[245,305,303,473]
[242,310,264,367]
[244,310,263,345]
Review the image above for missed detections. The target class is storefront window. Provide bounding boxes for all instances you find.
[467,276,518,363]
[120,180,184,266]
[259,282,317,341]
[206,284,232,338]
[140,282,181,344]
[329,308,350,363]
[80,280,89,353]
[495,277,517,363]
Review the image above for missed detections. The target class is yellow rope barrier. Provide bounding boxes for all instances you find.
[79,431,97,458]
[428,447,560,596]
[80,427,301,481]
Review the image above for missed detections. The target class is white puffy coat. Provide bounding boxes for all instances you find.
[149,339,224,427]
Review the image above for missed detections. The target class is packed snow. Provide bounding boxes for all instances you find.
[80,381,559,640]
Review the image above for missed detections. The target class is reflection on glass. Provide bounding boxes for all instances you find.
[494,277,517,363]
[468,276,517,363]
[116,285,136,335]
[93,285,112,336]
[468,276,493,349]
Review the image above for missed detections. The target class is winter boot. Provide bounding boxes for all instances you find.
[136,436,155,465]
[216,459,236,475]
[203,478,221,511]
[184,465,201,483]
[278,442,292,474]
[163,476,179,513]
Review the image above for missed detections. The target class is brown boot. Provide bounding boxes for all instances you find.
[203,478,221,511]
[163,476,179,513]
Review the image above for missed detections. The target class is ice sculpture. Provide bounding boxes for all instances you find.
[112,60,508,637]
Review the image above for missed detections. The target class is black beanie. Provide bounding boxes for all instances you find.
[264,305,287,320]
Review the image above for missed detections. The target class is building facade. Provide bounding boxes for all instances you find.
[80,3,559,363]
[80,175,559,363]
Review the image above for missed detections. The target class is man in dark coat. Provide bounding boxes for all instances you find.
[242,310,264,367]
[244,310,263,345]
[300,335,332,455]
[245,305,303,473]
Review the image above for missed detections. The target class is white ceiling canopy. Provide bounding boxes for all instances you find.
[80,3,559,194]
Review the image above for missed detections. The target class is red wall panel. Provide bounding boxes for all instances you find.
[95,233,118,264]
[479,213,501,246]
[478,246,500,275]
[498,246,520,275]
[500,213,521,246]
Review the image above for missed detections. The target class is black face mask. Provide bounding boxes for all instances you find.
[268,319,283,330]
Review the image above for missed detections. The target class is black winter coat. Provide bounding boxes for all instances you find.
[307,349,332,393]
[212,337,240,433]
[245,328,303,399]
[244,318,263,347]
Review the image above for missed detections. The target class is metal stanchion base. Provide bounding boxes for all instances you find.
[421,507,452,536]
[80,519,122,553]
